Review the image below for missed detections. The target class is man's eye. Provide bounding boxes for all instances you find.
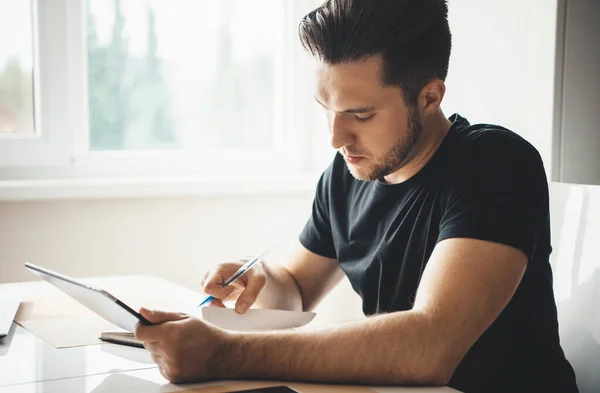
[354,114,375,123]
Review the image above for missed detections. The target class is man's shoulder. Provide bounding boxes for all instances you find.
[449,121,544,173]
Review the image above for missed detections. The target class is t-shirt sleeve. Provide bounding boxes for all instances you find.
[299,165,337,259]
[437,132,549,260]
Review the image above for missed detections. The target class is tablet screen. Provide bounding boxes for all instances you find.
[24,263,152,332]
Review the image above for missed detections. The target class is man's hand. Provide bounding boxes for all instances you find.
[134,308,230,383]
[200,258,268,313]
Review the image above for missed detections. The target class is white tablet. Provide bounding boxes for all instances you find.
[24,263,152,332]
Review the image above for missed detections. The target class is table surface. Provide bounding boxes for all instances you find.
[0,276,458,393]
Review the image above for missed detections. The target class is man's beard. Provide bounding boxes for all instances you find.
[346,107,422,182]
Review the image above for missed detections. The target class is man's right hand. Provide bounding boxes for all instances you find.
[200,258,268,314]
[200,244,343,315]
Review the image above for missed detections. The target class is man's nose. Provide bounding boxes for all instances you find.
[329,114,354,150]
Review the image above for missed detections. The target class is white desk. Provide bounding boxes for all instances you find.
[0,277,458,393]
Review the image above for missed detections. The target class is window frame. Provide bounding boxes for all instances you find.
[0,0,326,188]
[0,0,71,168]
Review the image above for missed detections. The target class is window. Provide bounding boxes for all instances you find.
[0,0,36,135]
[86,0,284,152]
[0,0,328,187]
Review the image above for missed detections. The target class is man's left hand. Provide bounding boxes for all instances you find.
[134,308,230,383]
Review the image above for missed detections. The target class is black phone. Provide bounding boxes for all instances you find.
[228,386,299,393]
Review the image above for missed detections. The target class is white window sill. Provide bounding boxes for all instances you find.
[0,174,320,201]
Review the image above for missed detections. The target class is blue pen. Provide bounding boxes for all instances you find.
[198,248,269,307]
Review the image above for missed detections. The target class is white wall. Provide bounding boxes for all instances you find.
[0,195,312,284]
[444,0,558,171]
[0,194,364,323]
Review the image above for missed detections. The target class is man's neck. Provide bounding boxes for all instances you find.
[383,112,453,184]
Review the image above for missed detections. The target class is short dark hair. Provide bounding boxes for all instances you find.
[299,0,451,107]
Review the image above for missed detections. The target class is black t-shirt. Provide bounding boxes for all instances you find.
[300,114,578,393]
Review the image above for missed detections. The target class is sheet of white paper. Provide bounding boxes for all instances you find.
[18,315,123,348]
[198,307,316,331]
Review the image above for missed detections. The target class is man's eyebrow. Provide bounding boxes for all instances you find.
[314,96,376,114]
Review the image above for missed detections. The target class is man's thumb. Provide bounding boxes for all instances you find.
[140,307,187,324]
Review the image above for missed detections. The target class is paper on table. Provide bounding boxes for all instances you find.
[199,307,316,331]
[15,293,94,322]
[18,315,123,348]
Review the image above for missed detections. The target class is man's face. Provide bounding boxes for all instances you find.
[315,56,422,181]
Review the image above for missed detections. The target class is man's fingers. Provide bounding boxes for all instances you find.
[203,269,240,299]
[140,308,188,324]
[151,353,163,365]
[199,271,209,291]
[235,273,266,314]
[143,340,161,353]
[207,298,226,308]
[135,308,188,341]
[202,259,268,312]
[135,322,161,342]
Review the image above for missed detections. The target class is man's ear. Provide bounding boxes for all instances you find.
[418,79,446,115]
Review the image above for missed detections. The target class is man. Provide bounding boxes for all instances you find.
[135,1,579,392]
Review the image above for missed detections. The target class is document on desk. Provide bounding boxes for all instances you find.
[199,307,316,331]
[14,291,121,348]
[18,315,122,348]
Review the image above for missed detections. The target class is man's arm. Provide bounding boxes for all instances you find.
[250,243,345,312]
[219,238,527,385]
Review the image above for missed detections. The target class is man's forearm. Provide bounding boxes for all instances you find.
[253,264,303,311]
[216,310,456,385]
